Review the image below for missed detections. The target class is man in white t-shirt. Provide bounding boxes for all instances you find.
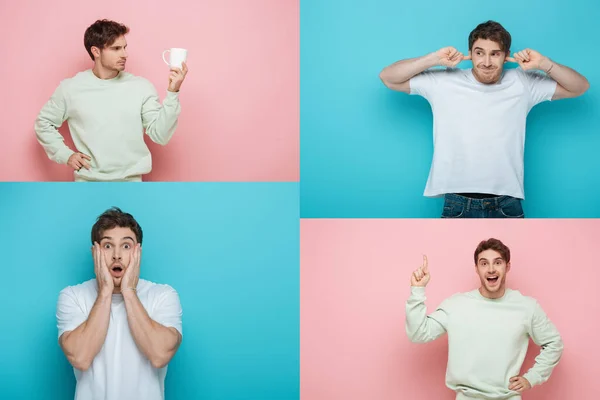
[56,207,183,400]
[36,19,188,182]
[380,20,589,218]
[406,239,563,399]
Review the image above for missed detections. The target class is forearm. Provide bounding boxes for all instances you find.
[144,92,181,145]
[380,52,440,85]
[523,336,564,387]
[34,116,74,164]
[60,292,111,370]
[540,58,590,95]
[123,290,180,368]
[405,286,445,343]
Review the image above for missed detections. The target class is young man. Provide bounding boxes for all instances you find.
[36,19,189,181]
[406,239,563,399]
[56,208,182,400]
[380,21,589,218]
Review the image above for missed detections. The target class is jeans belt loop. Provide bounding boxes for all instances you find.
[466,198,472,213]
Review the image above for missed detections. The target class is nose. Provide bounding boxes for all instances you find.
[112,248,122,261]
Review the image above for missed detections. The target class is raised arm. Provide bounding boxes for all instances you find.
[121,244,182,369]
[405,255,448,343]
[380,47,470,93]
[58,243,114,371]
[141,63,188,145]
[508,49,589,100]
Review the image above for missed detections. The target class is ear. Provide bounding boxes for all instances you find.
[91,46,101,59]
[506,262,511,272]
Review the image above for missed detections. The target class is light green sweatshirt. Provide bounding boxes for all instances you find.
[406,287,563,400]
[35,70,181,181]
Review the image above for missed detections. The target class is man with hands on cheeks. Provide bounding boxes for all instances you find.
[56,207,182,400]
[36,19,189,182]
[405,238,563,400]
[380,20,590,218]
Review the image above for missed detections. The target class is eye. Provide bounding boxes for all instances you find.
[124,243,131,249]
[103,243,111,249]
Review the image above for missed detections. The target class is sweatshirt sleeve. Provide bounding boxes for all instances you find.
[405,286,449,343]
[34,82,75,164]
[141,83,182,146]
[522,301,564,387]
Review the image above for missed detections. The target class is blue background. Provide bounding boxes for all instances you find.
[0,183,299,400]
[300,0,599,218]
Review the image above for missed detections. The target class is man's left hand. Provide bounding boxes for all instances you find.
[168,61,189,92]
[506,49,551,72]
[508,375,532,393]
[122,243,141,292]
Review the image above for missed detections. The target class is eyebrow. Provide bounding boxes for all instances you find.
[478,257,504,262]
[474,47,503,52]
[100,236,135,242]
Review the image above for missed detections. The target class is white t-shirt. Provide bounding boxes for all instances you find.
[56,279,183,400]
[409,68,557,199]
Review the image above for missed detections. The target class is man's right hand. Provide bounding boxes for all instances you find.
[411,255,431,287]
[93,242,114,296]
[67,152,91,171]
[435,47,471,68]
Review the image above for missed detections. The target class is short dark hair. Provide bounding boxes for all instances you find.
[84,19,129,61]
[474,238,510,264]
[468,20,511,53]
[91,207,143,244]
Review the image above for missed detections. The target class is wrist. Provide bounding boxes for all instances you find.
[121,287,137,297]
[98,289,113,299]
[426,52,442,67]
[539,57,554,73]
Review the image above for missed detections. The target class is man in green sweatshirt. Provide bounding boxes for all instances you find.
[35,19,188,182]
[406,238,563,399]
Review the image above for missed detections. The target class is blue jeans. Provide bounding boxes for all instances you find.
[441,194,524,218]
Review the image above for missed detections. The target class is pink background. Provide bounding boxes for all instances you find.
[0,0,298,181]
[301,219,600,400]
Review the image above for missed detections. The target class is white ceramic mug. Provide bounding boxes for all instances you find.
[162,48,187,69]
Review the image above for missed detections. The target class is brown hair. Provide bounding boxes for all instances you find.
[468,20,511,53]
[91,207,143,244]
[84,19,130,61]
[474,238,510,264]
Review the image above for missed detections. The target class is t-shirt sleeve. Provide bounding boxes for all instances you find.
[56,287,88,339]
[409,69,446,102]
[151,286,183,336]
[518,69,557,107]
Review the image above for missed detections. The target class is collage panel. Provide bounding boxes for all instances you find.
[300,0,598,218]
[301,218,600,399]
[1,0,298,182]
[0,183,299,399]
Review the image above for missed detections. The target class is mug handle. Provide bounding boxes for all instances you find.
[162,50,170,66]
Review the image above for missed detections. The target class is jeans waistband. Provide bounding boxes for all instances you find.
[445,193,513,210]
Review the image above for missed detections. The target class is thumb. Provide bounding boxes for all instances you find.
[509,376,519,382]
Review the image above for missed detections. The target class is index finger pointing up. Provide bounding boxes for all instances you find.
[423,254,428,272]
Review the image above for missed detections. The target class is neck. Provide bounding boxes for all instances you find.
[92,63,119,80]
[479,286,506,299]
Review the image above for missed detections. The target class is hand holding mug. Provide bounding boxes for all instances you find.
[168,62,188,92]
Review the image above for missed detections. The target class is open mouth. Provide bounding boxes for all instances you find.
[486,276,499,285]
[111,265,124,277]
